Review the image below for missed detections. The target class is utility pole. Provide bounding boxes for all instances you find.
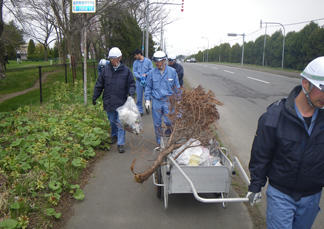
[145,1,183,58]
[260,20,286,68]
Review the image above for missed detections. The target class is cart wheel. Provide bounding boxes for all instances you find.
[156,168,163,200]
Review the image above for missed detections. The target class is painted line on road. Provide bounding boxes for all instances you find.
[247,76,270,84]
[224,70,234,74]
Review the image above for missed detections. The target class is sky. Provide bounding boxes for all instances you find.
[160,0,324,56]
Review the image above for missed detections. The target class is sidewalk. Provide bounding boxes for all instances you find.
[64,112,253,229]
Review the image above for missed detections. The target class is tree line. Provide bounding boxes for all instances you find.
[193,22,324,70]
[0,0,172,78]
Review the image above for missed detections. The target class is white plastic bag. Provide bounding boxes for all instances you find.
[116,96,143,134]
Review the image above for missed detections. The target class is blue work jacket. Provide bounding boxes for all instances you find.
[144,65,180,101]
[93,63,135,112]
[248,86,324,200]
[132,57,153,80]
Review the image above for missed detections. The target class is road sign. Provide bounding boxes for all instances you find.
[72,0,96,13]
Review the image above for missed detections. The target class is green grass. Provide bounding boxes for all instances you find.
[0,65,97,112]
[6,60,57,69]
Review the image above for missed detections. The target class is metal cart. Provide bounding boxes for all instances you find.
[152,146,250,209]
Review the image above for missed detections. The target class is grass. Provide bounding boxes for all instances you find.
[0,64,98,112]
[6,60,58,69]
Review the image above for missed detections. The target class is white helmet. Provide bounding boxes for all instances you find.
[99,59,107,66]
[108,47,122,59]
[153,50,167,62]
[168,54,177,61]
[301,56,324,92]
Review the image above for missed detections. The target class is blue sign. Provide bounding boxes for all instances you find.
[72,0,96,13]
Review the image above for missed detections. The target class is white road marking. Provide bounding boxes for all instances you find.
[247,76,270,84]
[224,70,234,74]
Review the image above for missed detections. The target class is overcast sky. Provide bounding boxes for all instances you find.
[161,0,324,56]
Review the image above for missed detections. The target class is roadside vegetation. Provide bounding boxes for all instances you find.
[0,79,111,229]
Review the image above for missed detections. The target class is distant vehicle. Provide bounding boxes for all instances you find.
[185,57,196,63]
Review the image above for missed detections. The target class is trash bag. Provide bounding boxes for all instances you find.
[117,96,143,134]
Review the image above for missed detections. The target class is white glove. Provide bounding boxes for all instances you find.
[246,191,262,206]
[145,100,150,110]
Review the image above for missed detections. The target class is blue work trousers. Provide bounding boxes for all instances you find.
[136,80,145,114]
[107,111,125,145]
[266,184,321,229]
[152,99,171,145]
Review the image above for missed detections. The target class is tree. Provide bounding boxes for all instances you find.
[2,21,24,59]
[27,39,36,60]
[0,0,5,78]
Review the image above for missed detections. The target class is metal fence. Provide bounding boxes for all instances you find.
[3,61,98,104]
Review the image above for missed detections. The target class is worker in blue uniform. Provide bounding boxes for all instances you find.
[144,51,180,146]
[133,49,153,116]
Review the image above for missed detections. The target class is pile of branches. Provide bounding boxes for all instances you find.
[131,85,223,183]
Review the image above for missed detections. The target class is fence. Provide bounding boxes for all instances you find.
[2,61,98,106]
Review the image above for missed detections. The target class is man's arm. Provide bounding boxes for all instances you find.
[133,61,141,80]
[178,65,184,86]
[144,71,153,101]
[128,69,136,96]
[248,113,277,193]
[93,68,105,102]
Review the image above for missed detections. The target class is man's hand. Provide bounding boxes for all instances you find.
[246,192,262,206]
[145,100,150,110]
[92,100,96,105]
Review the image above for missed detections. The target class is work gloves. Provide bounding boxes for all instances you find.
[92,99,96,105]
[145,100,151,110]
[140,76,146,87]
[246,191,262,206]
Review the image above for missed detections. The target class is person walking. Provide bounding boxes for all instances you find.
[133,49,153,116]
[92,47,135,153]
[168,54,184,87]
[247,56,324,229]
[144,51,180,147]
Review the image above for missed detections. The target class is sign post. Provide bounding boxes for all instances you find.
[72,0,96,105]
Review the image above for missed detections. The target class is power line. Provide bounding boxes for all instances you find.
[284,17,324,27]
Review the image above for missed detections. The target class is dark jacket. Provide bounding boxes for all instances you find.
[248,85,324,201]
[93,63,135,112]
[170,62,184,86]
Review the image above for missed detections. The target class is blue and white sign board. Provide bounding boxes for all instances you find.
[72,0,96,13]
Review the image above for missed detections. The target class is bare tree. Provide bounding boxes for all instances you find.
[0,0,6,78]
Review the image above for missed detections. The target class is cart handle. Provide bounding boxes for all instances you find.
[152,172,165,187]
[167,155,249,204]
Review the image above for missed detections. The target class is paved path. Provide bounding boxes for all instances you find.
[64,110,253,229]
[0,71,54,103]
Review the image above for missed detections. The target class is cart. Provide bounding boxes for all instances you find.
[152,146,250,209]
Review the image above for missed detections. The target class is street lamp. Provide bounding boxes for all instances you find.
[260,20,286,69]
[201,36,209,62]
[227,33,245,65]
[145,1,183,58]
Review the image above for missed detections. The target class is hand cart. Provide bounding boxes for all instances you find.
[152,146,250,209]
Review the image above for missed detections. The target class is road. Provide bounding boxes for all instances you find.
[183,62,323,228]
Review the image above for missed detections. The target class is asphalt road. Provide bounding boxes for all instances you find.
[64,109,252,228]
[183,62,323,229]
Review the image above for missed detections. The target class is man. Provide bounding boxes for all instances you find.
[92,47,135,153]
[247,56,324,229]
[144,50,180,146]
[133,49,153,115]
[168,54,184,87]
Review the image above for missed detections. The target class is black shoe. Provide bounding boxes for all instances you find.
[110,136,117,144]
[117,145,125,153]
[140,113,144,117]
[145,107,150,114]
